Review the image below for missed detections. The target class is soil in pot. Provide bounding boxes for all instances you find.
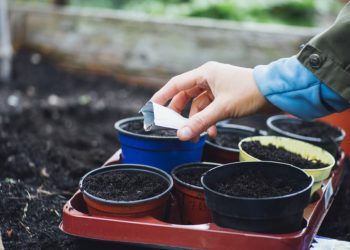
[213,168,305,198]
[124,119,177,136]
[82,170,168,201]
[241,141,328,169]
[275,120,341,140]
[209,132,245,149]
[174,166,212,187]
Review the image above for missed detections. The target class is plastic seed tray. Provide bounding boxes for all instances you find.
[60,150,347,250]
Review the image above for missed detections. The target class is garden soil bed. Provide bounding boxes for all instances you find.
[0,48,349,249]
[0,48,153,250]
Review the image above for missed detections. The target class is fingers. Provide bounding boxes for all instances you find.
[167,86,203,113]
[189,91,213,117]
[187,91,217,138]
[177,100,224,141]
[150,67,206,105]
[207,125,217,138]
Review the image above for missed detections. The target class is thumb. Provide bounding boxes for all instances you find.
[177,101,223,141]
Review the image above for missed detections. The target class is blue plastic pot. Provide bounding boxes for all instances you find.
[115,117,207,173]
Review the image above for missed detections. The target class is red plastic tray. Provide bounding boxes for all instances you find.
[60,151,347,250]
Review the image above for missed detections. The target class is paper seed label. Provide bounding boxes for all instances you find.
[322,178,333,209]
[140,101,188,131]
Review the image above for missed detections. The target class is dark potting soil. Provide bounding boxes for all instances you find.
[123,119,177,136]
[0,48,349,249]
[209,131,247,149]
[175,166,213,187]
[213,169,305,198]
[83,171,168,201]
[274,119,341,140]
[241,141,328,169]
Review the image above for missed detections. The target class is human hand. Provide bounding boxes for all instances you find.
[151,61,272,141]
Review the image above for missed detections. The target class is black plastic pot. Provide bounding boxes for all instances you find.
[203,124,262,163]
[201,161,313,234]
[266,115,345,158]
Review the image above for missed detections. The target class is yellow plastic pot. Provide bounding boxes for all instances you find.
[238,136,335,197]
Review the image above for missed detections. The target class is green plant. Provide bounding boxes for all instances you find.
[265,0,316,26]
[16,0,323,27]
[189,1,244,20]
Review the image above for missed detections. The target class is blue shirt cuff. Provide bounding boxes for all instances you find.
[253,56,349,120]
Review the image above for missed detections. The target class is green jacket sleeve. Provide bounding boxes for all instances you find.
[297,2,350,101]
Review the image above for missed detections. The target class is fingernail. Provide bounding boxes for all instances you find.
[179,126,193,140]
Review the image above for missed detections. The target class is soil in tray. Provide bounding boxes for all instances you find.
[83,171,168,201]
[209,131,246,149]
[212,168,305,198]
[124,119,177,136]
[241,141,328,169]
[275,120,341,140]
[175,166,213,187]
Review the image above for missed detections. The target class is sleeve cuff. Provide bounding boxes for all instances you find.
[253,56,349,120]
[297,42,350,101]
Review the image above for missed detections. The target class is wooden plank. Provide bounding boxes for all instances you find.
[9,3,320,88]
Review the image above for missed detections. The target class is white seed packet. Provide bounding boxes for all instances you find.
[139,101,188,131]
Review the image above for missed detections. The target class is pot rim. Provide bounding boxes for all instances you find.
[205,124,262,152]
[201,161,314,201]
[171,162,220,191]
[115,116,207,140]
[238,135,336,172]
[79,164,173,206]
[266,114,346,143]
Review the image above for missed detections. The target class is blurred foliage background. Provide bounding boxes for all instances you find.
[14,0,344,27]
